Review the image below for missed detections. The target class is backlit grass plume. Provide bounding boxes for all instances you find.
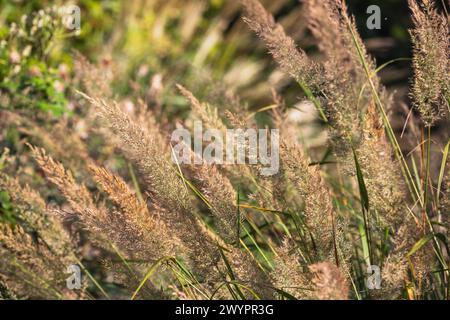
[409,0,450,126]
[0,0,449,301]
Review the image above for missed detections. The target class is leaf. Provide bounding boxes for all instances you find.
[437,140,449,207]
[218,246,246,300]
[131,256,173,300]
[273,288,298,300]
[407,234,435,257]
[0,191,12,210]
[352,147,373,265]
[406,232,449,259]
[433,233,450,257]
[352,147,369,211]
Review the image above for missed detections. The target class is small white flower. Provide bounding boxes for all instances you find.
[22,45,32,57]
[21,15,28,25]
[9,50,21,64]
[53,80,65,93]
[13,65,21,74]
[9,22,17,34]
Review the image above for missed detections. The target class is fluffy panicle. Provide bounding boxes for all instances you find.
[78,93,226,276]
[301,1,410,261]
[176,85,249,242]
[0,223,83,299]
[79,94,190,216]
[0,172,82,299]
[31,146,182,267]
[271,239,313,299]
[305,0,388,153]
[0,173,74,257]
[174,87,276,297]
[177,84,228,132]
[278,126,337,262]
[187,163,276,298]
[381,251,409,298]
[409,0,450,126]
[304,0,352,65]
[1,0,447,301]
[303,0,372,94]
[2,112,91,175]
[176,85,253,168]
[273,113,351,280]
[178,85,285,216]
[191,164,240,243]
[357,103,406,228]
[243,0,384,154]
[30,147,195,297]
[73,53,113,99]
[30,146,108,231]
[89,165,180,261]
[177,87,297,282]
[379,210,432,299]
[357,104,431,297]
[241,0,323,88]
[225,247,274,299]
[309,261,349,300]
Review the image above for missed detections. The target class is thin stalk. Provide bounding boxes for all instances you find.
[297,80,328,123]
[424,126,431,210]
[127,163,144,203]
[75,257,110,300]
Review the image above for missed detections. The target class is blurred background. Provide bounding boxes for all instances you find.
[0,0,423,98]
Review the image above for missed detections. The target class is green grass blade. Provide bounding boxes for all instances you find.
[437,140,449,207]
[131,256,172,300]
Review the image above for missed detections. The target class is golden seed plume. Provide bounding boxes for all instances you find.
[409,0,450,126]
